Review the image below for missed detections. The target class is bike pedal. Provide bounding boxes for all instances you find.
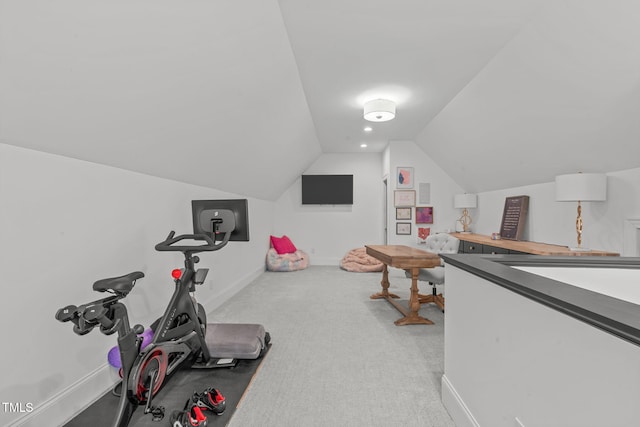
[150,405,165,421]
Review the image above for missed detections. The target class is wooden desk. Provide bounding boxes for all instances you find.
[451,233,619,256]
[366,245,441,326]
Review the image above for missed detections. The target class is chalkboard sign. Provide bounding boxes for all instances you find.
[499,196,529,241]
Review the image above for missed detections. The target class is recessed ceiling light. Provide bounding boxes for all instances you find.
[360,143,368,148]
[364,127,372,132]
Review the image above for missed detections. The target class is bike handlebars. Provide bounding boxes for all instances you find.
[154,230,230,253]
[55,299,121,336]
[57,231,228,338]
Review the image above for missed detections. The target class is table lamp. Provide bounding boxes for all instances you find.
[454,193,477,233]
[555,172,607,251]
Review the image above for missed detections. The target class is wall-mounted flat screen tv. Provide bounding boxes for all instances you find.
[301,174,353,205]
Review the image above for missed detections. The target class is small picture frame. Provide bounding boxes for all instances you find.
[417,227,431,244]
[415,206,434,224]
[394,190,416,207]
[396,207,412,220]
[396,167,414,189]
[396,222,412,235]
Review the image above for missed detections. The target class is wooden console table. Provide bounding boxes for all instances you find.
[366,245,441,326]
[451,233,619,256]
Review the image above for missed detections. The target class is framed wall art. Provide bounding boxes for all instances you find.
[396,167,414,189]
[499,195,529,241]
[396,222,412,235]
[396,207,412,220]
[417,227,431,244]
[394,190,416,207]
[415,206,434,224]
[418,182,431,204]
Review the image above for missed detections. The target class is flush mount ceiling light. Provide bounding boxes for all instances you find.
[363,99,396,122]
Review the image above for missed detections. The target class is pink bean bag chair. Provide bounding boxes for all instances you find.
[266,235,309,272]
[340,247,384,272]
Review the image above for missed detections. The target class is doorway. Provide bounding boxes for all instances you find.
[383,176,388,244]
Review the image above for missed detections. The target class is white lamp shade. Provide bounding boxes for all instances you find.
[454,193,477,209]
[363,99,396,122]
[555,173,607,201]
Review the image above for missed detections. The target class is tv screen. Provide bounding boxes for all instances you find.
[191,199,250,242]
[301,175,353,205]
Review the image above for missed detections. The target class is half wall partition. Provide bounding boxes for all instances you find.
[440,254,640,427]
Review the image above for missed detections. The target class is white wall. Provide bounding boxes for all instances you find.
[472,167,640,255]
[273,152,384,265]
[387,141,465,246]
[443,264,640,427]
[0,143,273,426]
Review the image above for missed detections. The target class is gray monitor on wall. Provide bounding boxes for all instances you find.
[191,199,250,242]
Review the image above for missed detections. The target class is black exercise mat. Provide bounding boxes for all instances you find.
[64,347,269,427]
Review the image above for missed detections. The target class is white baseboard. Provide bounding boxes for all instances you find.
[8,364,117,427]
[309,256,340,266]
[9,267,264,427]
[441,374,481,427]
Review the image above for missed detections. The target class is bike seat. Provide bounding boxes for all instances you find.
[93,271,144,295]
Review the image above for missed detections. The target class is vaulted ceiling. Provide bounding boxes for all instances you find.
[2,1,639,200]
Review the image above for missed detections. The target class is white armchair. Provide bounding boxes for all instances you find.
[404,233,460,311]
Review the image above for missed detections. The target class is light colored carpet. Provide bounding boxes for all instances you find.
[208,266,455,427]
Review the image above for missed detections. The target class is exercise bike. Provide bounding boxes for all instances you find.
[56,231,230,427]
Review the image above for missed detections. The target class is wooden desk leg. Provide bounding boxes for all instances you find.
[394,267,433,326]
[370,264,399,299]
